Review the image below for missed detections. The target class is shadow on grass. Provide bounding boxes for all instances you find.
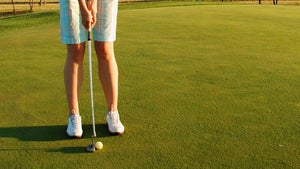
[47,146,89,154]
[0,147,88,154]
[0,123,113,142]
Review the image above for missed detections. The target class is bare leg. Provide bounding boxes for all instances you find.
[64,43,85,115]
[94,41,118,111]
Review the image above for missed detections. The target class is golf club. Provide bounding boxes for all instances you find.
[86,31,97,152]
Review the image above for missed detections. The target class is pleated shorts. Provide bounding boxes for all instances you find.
[59,0,118,44]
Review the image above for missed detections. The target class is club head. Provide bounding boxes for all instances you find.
[86,143,95,152]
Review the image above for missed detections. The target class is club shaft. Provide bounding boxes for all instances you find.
[88,32,96,138]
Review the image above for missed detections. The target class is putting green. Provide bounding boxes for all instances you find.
[0,3,299,169]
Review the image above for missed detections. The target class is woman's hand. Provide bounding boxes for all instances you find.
[87,0,97,29]
[78,0,97,31]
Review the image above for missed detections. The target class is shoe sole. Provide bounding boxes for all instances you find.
[66,132,82,139]
[107,124,125,135]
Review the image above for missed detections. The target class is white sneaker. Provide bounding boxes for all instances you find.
[66,114,83,138]
[106,111,125,135]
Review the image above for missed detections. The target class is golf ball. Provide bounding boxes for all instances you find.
[95,141,103,150]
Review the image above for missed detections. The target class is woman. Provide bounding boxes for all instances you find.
[59,0,125,138]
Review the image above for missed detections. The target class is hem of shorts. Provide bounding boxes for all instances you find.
[94,39,116,43]
[61,41,87,44]
[61,38,116,44]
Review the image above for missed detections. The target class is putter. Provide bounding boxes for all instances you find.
[86,31,97,152]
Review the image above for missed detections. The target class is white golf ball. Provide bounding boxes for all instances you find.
[95,141,103,150]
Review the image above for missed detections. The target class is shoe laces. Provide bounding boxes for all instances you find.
[70,115,81,127]
[109,111,119,125]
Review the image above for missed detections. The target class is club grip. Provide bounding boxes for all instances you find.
[88,31,91,41]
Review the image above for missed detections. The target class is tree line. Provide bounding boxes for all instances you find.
[9,0,281,15]
[258,0,278,4]
[10,0,47,14]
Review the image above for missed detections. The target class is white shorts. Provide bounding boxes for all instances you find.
[59,0,118,44]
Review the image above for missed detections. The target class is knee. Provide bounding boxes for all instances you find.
[95,42,114,61]
[67,43,85,63]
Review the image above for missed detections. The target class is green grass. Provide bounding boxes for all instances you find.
[0,1,59,17]
[0,11,58,31]
[0,2,299,169]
